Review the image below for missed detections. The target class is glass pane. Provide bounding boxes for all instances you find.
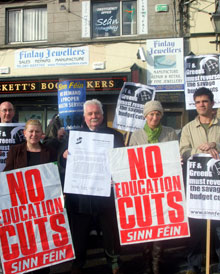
[8,10,22,42]
[24,8,47,42]
[161,112,182,130]
[122,1,137,35]
[92,2,120,37]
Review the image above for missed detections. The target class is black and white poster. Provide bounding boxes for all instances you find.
[185,55,220,109]
[0,123,25,171]
[113,82,155,132]
[187,154,220,220]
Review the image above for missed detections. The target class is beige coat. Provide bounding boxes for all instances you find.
[129,126,178,146]
[180,116,220,161]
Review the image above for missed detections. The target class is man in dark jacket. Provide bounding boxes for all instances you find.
[62,99,124,274]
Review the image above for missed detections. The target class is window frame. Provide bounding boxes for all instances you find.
[6,5,48,44]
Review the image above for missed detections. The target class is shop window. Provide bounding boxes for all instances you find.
[7,6,47,43]
[161,111,183,130]
[92,0,137,38]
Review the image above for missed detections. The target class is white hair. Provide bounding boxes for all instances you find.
[83,99,104,114]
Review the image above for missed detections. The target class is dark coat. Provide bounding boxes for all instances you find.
[64,124,124,214]
[4,142,57,171]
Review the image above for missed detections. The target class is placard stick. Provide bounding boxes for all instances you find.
[124,131,131,147]
[206,219,211,274]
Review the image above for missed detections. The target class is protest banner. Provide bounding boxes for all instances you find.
[58,80,86,130]
[187,154,220,220]
[146,38,184,91]
[113,82,155,132]
[64,131,113,197]
[186,154,220,274]
[0,123,25,172]
[109,141,190,245]
[0,163,74,274]
[185,54,220,110]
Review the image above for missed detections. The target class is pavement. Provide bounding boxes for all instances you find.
[49,236,188,274]
[48,235,219,274]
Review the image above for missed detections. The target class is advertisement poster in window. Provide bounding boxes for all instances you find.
[184,55,220,110]
[58,80,86,130]
[93,2,120,37]
[146,38,184,92]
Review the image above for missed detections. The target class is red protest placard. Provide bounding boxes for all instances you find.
[0,163,74,274]
[109,141,190,245]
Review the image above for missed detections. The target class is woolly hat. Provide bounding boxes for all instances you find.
[143,100,164,117]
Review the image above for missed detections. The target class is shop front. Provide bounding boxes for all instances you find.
[0,73,129,131]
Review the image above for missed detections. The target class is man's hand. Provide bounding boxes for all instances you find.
[198,142,216,151]
[198,142,219,159]
[63,149,68,159]
[207,148,220,159]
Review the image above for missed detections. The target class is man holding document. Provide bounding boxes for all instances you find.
[62,99,124,274]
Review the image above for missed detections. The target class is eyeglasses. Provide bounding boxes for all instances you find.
[1,109,14,113]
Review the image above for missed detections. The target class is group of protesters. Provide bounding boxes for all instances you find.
[1,86,220,274]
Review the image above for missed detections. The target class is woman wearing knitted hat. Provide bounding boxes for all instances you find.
[129,100,178,274]
[129,100,178,146]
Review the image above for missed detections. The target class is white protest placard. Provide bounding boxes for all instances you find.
[187,154,220,220]
[64,131,113,197]
[113,82,155,132]
[185,55,220,109]
[109,141,190,245]
[0,123,25,172]
[0,163,74,274]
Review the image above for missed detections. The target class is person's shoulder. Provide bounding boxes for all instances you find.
[41,142,57,157]
[7,142,26,155]
[161,125,176,132]
[10,142,26,150]
[77,127,88,132]
[214,117,220,125]
[105,126,119,133]
[104,127,124,137]
[41,142,55,151]
[131,128,145,136]
[182,118,197,130]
